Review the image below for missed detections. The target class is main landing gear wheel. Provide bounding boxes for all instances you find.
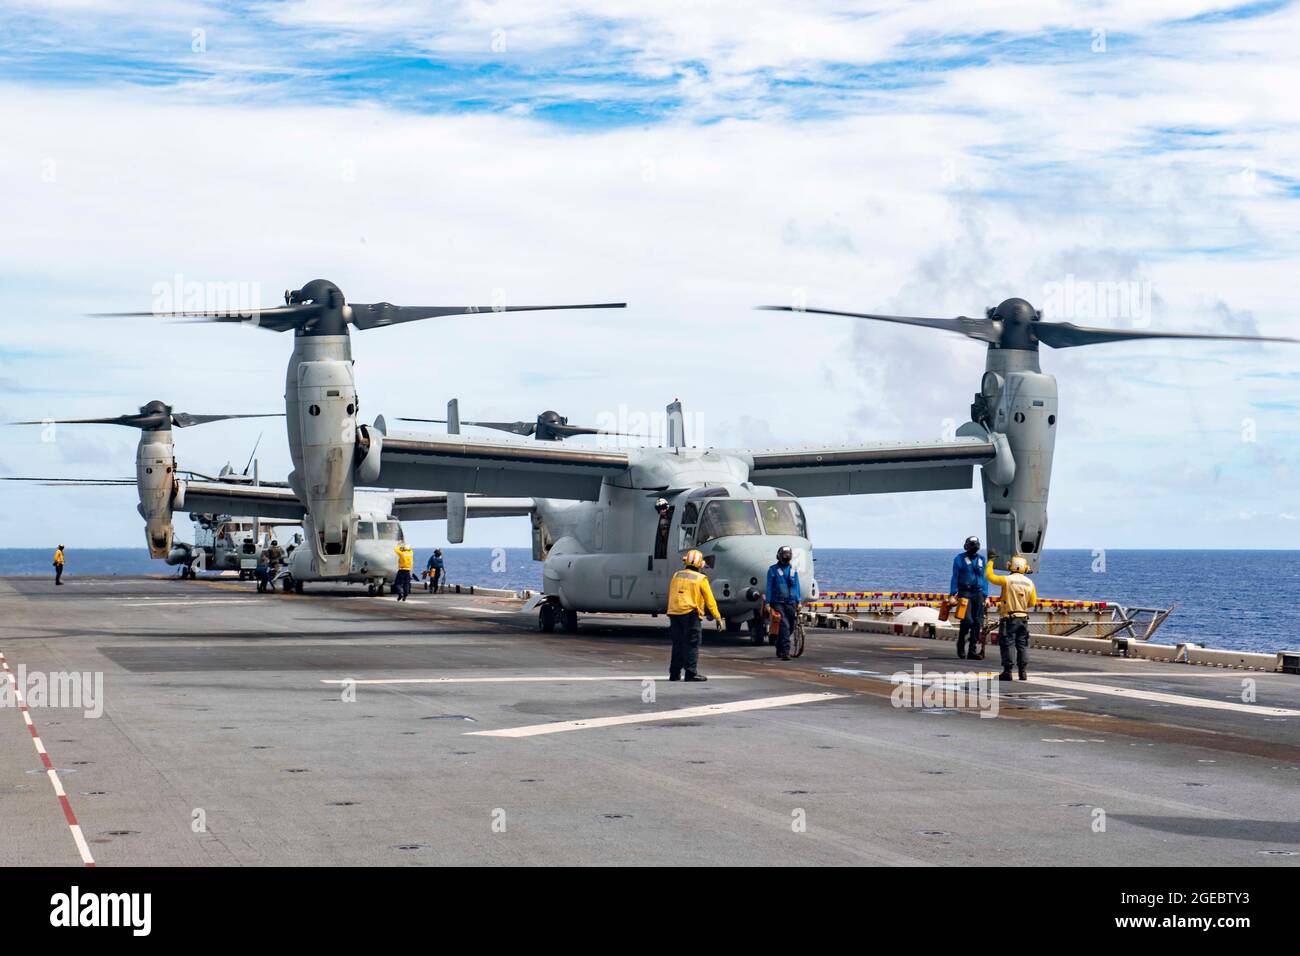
[367,583,376,596]
[538,603,558,633]
[561,609,579,633]
[724,618,742,634]
[294,580,304,594]
[748,619,765,645]
[792,619,806,658]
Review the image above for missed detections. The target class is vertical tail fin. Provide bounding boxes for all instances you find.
[665,399,685,449]
[446,398,466,543]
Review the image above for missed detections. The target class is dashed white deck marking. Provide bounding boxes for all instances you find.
[445,605,512,614]
[467,692,848,738]
[1028,676,1300,717]
[321,675,752,685]
[0,651,94,866]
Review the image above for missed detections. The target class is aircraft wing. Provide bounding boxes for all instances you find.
[390,493,536,521]
[739,436,998,496]
[368,432,629,500]
[178,480,308,520]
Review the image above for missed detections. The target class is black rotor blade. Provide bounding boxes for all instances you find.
[349,302,625,331]
[170,412,282,428]
[242,433,263,476]
[0,477,136,486]
[1033,321,1299,349]
[395,417,641,440]
[8,414,154,428]
[547,423,640,438]
[464,420,538,436]
[394,417,537,436]
[90,303,321,333]
[758,306,1000,343]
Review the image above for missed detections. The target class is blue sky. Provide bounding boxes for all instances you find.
[0,0,1297,550]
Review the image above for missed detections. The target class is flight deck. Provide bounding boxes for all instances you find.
[1,576,1297,867]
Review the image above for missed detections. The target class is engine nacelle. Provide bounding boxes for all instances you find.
[976,357,1058,573]
[294,358,358,577]
[136,434,177,559]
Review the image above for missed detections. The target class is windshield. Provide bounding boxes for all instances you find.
[759,500,808,537]
[356,521,375,539]
[377,521,403,541]
[696,500,762,545]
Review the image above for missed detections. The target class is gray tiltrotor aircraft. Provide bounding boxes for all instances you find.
[8,401,279,558]
[100,280,624,580]
[762,297,1296,571]
[366,397,992,635]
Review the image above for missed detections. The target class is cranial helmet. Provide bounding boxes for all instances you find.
[683,549,705,570]
[776,546,793,563]
[1008,555,1029,574]
[964,536,980,555]
[655,498,669,510]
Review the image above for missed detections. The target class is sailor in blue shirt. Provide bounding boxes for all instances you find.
[949,536,989,659]
[766,546,802,661]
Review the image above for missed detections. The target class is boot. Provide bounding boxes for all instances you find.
[956,648,967,659]
[1018,667,1028,681]
[999,669,1013,682]
[668,673,680,682]
[685,673,708,682]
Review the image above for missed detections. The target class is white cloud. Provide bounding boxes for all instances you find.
[1,2,1297,551]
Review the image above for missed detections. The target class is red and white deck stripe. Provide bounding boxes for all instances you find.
[0,651,95,866]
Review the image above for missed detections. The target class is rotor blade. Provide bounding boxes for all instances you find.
[1033,321,1300,349]
[90,303,320,333]
[461,420,538,436]
[8,414,152,428]
[0,477,136,485]
[757,306,1000,344]
[548,424,642,438]
[170,412,282,428]
[394,417,537,436]
[394,417,641,439]
[348,302,626,331]
[243,432,263,476]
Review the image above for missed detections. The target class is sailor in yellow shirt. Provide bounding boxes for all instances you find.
[666,549,722,682]
[53,544,66,586]
[394,543,414,602]
[986,555,1037,681]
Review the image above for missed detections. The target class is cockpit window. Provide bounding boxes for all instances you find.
[377,521,402,540]
[695,500,762,545]
[759,499,808,538]
[356,521,375,539]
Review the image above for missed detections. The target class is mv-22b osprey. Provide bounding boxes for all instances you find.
[370,296,1290,635]
[98,280,622,587]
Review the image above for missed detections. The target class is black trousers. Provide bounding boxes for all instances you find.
[999,616,1030,671]
[395,569,412,599]
[54,564,63,584]
[956,588,985,656]
[669,611,702,677]
[427,568,442,591]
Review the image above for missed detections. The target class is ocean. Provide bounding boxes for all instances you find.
[3,547,1296,653]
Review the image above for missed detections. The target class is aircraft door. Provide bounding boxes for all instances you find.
[653,504,675,561]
